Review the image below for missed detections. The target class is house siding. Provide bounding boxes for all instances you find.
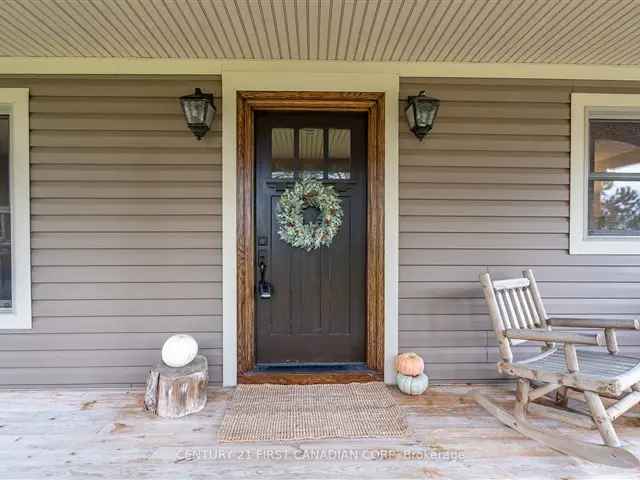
[2,75,640,387]
[0,77,222,386]
[399,77,640,382]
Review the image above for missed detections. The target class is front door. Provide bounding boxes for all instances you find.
[254,111,367,364]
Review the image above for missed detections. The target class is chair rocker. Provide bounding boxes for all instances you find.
[474,269,640,468]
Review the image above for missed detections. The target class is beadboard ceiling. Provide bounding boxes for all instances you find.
[1,0,640,65]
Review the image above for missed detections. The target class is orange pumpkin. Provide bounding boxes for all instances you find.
[395,352,424,376]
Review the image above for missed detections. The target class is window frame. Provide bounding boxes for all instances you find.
[0,89,31,328]
[570,93,640,254]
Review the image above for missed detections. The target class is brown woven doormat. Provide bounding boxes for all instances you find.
[218,382,408,442]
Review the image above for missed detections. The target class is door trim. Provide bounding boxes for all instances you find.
[236,91,385,377]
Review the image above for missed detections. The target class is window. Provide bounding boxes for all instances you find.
[571,94,640,254]
[271,128,295,179]
[0,117,11,307]
[328,129,351,180]
[270,127,353,181]
[588,120,640,235]
[298,128,324,179]
[0,89,31,328]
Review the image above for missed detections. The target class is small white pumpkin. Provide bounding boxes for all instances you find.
[396,372,429,395]
[161,334,198,368]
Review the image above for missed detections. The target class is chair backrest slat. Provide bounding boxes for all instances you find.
[479,269,550,362]
[517,288,535,328]
[509,289,527,328]
[524,288,541,326]
[525,269,548,326]
[503,289,519,328]
[495,290,512,329]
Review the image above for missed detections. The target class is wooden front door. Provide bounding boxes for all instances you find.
[254,111,367,364]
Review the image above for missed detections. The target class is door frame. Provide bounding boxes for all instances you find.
[236,91,385,376]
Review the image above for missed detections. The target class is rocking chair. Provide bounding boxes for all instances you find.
[474,269,640,468]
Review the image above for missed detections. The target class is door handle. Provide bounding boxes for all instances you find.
[257,258,273,299]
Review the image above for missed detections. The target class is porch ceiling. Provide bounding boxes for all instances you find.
[0,1,639,66]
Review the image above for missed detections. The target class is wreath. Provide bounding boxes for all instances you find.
[277,177,343,251]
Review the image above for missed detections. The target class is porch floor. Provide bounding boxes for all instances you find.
[1,385,640,479]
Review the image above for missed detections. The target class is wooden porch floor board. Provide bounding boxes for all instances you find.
[0,385,639,479]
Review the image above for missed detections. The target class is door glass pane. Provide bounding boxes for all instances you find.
[299,128,324,179]
[590,120,640,173]
[0,117,10,308]
[589,180,640,235]
[328,128,351,180]
[271,128,295,179]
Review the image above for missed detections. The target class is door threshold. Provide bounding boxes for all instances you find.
[239,364,383,385]
[254,362,369,373]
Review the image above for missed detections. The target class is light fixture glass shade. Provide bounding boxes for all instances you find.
[405,90,440,141]
[180,88,215,140]
[405,102,416,130]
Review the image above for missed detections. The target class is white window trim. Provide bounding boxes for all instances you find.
[0,89,31,328]
[570,93,640,255]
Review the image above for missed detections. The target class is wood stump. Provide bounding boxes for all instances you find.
[144,355,208,418]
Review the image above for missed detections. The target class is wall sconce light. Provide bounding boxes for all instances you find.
[180,88,215,140]
[405,90,440,141]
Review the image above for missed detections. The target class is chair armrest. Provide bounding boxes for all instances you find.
[505,328,605,346]
[547,317,640,330]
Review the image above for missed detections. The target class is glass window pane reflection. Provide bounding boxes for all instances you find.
[0,116,11,308]
[299,128,324,179]
[271,128,295,179]
[589,180,640,235]
[591,120,640,174]
[328,129,351,180]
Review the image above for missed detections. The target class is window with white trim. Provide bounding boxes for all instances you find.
[0,89,31,328]
[0,116,11,307]
[570,94,640,254]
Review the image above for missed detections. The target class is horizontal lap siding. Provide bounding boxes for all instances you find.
[0,77,223,386]
[399,78,640,383]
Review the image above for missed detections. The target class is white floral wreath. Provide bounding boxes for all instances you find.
[276,177,343,251]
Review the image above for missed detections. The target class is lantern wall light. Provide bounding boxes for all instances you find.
[180,88,216,140]
[405,90,440,141]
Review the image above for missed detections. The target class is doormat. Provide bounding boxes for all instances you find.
[218,382,408,442]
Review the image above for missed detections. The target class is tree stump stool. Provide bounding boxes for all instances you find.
[144,355,208,418]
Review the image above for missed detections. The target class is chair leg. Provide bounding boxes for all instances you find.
[584,391,621,447]
[514,378,530,419]
[555,386,569,407]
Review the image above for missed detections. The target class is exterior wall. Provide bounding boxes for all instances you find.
[3,74,640,386]
[398,77,640,383]
[0,77,222,386]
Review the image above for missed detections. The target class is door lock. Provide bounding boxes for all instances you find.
[257,257,273,299]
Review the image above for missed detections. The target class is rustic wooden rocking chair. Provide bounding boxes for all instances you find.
[475,269,640,468]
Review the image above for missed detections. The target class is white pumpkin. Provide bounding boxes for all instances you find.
[162,334,198,368]
[396,372,429,395]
